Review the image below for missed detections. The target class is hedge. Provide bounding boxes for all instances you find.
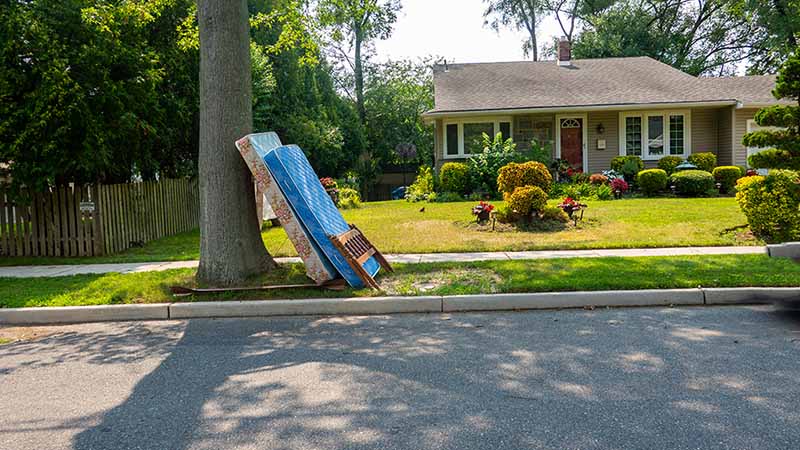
[712,166,744,194]
[736,170,800,242]
[637,169,668,195]
[439,162,470,195]
[688,152,717,172]
[670,170,715,196]
[497,161,552,198]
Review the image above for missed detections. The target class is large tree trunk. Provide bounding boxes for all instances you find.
[197,0,275,286]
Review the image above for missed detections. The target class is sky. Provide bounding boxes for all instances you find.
[374,0,564,64]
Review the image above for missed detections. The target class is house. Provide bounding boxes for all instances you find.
[423,38,788,173]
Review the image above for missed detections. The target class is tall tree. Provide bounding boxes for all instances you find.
[196,0,275,286]
[744,0,800,74]
[317,0,401,125]
[483,0,545,61]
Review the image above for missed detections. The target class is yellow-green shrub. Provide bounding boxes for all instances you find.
[688,152,717,172]
[541,205,569,223]
[712,166,744,194]
[338,187,362,209]
[507,185,548,218]
[439,162,470,194]
[497,161,552,198]
[636,169,668,195]
[657,156,684,175]
[736,170,800,242]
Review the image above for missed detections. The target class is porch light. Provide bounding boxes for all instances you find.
[596,123,605,135]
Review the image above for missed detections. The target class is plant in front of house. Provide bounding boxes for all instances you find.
[497,161,553,199]
[558,197,588,219]
[657,156,684,175]
[610,156,645,183]
[713,166,745,194]
[563,182,594,200]
[636,169,668,196]
[610,178,629,198]
[467,132,520,195]
[589,173,609,185]
[439,162,471,196]
[550,158,572,182]
[320,177,339,205]
[507,185,548,221]
[670,170,716,196]
[687,152,718,173]
[406,166,436,202]
[595,184,614,200]
[337,187,362,209]
[471,201,495,223]
[736,171,800,242]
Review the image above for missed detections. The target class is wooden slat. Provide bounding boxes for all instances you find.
[75,186,85,257]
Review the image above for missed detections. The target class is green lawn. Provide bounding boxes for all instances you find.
[0,197,756,266]
[1,255,796,308]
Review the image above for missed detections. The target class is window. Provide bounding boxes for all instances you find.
[625,117,642,156]
[442,118,514,158]
[620,110,690,159]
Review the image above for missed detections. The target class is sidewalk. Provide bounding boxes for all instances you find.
[0,246,766,278]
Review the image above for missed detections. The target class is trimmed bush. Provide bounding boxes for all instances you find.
[688,152,717,172]
[749,149,800,170]
[589,173,608,185]
[657,156,684,175]
[610,155,644,174]
[541,205,569,223]
[497,161,553,198]
[507,185,548,218]
[670,170,715,196]
[636,169,668,195]
[712,166,744,194]
[338,187,362,209]
[736,170,800,242]
[439,162,470,195]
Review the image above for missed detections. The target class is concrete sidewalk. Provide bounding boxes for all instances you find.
[0,246,766,278]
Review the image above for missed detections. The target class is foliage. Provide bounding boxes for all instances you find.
[688,152,717,173]
[541,205,570,223]
[434,192,466,202]
[744,0,800,74]
[713,166,744,194]
[589,174,609,185]
[595,184,614,200]
[602,169,624,181]
[507,185,548,218]
[496,161,553,198]
[563,183,594,200]
[610,156,644,182]
[405,165,435,202]
[439,162,471,195]
[670,170,716,197]
[528,139,553,167]
[636,169,668,196]
[657,156,684,175]
[337,187,362,209]
[610,178,629,193]
[743,52,800,170]
[467,132,521,194]
[736,171,800,242]
[483,0,546,60]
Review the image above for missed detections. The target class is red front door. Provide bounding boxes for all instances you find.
[560,118,583,171]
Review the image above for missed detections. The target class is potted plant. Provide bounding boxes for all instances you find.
[557,197,587,218]
[472,201,495,223]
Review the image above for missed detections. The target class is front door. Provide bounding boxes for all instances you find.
[560,118,583,171]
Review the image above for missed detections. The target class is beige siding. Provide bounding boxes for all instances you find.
[691,108,718,155]
[587,111,618,174]
[716,106,734,166]
[733,108,760,167]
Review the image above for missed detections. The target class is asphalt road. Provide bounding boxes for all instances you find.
[2,305,800,450]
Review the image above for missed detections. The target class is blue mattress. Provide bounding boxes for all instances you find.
[262,145,380,287]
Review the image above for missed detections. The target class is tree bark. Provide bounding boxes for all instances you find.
[197,0,275,286]
[354,28,366,125]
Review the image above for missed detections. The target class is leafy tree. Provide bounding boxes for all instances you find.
[743,52,800,170]
[483,0,546,60]
[317,0,401,125]
[744,0,800,74]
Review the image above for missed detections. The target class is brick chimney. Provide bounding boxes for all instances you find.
[558,36,571,66]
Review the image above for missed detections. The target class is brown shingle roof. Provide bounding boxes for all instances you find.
[426,57,779,115]
[700,75,783,105]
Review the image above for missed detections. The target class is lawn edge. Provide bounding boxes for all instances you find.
[1,287,798,325]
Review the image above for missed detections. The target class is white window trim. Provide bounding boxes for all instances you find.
[618,110,691,160]
[555,113,588,170]
[442,116,513,159]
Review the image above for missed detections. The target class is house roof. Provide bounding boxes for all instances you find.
[424,57,781,116]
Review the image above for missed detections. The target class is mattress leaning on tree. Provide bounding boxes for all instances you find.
[235,133,337,284]
[262,144,381,287]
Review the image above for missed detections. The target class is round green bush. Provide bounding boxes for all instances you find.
[712,166,744,194]
[669,170,715,196]
[610,155,644,173]
[507,185,548,218]
[657,156,684,175]
[439,162,470,195]
[497,161,553,198]
[636,169,668,196]
[736,170,800,242]
[687,152,717,173]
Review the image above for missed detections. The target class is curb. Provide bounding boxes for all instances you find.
[1,288,799,325]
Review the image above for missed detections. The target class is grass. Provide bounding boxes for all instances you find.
[1,254,797,308]
[0,197,756,267]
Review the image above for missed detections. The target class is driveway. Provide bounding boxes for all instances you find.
[1,306,799,449]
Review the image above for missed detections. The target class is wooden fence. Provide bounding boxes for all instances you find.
[0,178,199,258]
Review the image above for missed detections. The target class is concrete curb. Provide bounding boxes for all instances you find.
[1,288,799,325]
[0,304,169,325]
[767,242,800,259]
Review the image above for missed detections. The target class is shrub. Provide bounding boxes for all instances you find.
[338,187,362,209]
[589,174,608,185]
[563,182,594,200]
[712,166,744,194]
[748,149,800,170]
[610,178,629,193]
[595,184,613,200]
[467,133,520,193]
[496,161,553,198]
[657,156,684,175]
[507,185,548,218]
[610,156,644,181]
[688,152,717,172]
[433,192,464,202]
[736,170,800,242]
[636,169,668,196]
[541,205,569,223]
[406,166,436,202]
[670,170,715,196]
[439,162,470,195]
[494,204,516,224]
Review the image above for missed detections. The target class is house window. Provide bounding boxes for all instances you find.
[625,117,642,156]
[442,118,514,158]
[620,110,690,159]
